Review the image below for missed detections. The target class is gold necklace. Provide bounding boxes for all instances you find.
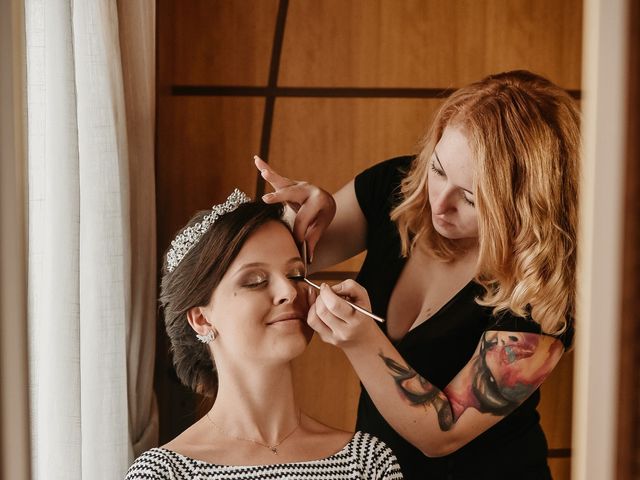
[205,410,301,455]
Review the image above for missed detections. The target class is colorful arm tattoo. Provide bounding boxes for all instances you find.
[379,331,563,431]
[379,355,454,430]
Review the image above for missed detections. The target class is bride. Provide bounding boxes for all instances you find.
[125,190,403,479]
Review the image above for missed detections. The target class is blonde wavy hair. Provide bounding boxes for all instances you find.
[390,71,580,335]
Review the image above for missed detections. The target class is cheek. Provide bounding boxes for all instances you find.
[214,294,269,329]
[293,284,312,313]
[461,210,479,233]
[427,179,441,210]
[427,175,438,197]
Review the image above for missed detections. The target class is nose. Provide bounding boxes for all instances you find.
[431,186,457,215]
[273,275,298,305]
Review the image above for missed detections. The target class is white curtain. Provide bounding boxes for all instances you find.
[25,1,157,478]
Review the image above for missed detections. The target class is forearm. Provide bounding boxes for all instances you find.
[343,330,469,457]
[309,226,365,273]
[308,182,367,273]
[309,282,556,456]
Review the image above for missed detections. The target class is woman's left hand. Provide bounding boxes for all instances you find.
[307,279,380,349]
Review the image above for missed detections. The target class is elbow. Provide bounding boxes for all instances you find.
[418,438,464,458]
[419,446,452,458]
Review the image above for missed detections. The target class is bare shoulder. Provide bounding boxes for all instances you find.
[160,419,228,462]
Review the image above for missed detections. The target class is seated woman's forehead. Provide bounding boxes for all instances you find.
[233,222,299,262]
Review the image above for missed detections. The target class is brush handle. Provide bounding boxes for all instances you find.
[303,278,385,323]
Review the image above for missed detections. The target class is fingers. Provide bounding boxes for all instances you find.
[254,156,295,191]
[318,283,358,321]
[292,192,335,257]
[305,223,321,262]
[292,202,321,244]
[253,155,336,256]
[262,182,312,205]
[307,301,335,342]
[304,208,333,261]
[309,294,358,347]
[308,282,378,347]
[332,279,372,310]
[305,282,318,306]
[253,155,269,172]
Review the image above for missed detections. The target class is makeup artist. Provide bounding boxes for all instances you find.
[256,70,579,480]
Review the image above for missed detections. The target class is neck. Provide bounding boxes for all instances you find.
[454,237,480,254]
[208,360,300,444]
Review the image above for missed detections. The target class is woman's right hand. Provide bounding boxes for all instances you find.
[254,156,336,261]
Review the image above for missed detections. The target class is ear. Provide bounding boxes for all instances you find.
[186,306,212,337]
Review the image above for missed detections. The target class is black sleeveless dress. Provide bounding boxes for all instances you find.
[353,156,573,480]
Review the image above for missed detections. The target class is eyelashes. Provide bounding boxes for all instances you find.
[243,280,267,289]
[430,162,445,177]
[242,273,305,289]
[430,161,475,207]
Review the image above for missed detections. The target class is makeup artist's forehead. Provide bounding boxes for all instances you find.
[433,125,475,192]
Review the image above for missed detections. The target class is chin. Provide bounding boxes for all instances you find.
[434,223,457,239]
[434,222,476,241]
[272,323,314,360]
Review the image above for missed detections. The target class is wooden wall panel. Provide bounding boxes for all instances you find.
[280,0,582,89]
[539,353,574,449]
[548,458,571,480]
[270,98,442,190]
[270,97,443,272]
[617,0,640,477]
[484,0,582,89]
[156,96,264,251]
[292,337,360,430]
[171,0,279,86]
[156,2,582,477]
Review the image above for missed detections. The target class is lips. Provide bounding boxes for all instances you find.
[434,215,454,227]
[266,311,306,325]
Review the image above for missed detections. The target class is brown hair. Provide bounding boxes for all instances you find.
[160,201,286,397]
[391,70,580,334]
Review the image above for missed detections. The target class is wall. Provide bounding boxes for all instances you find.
[156,2,582,478]
[617,1,640,476]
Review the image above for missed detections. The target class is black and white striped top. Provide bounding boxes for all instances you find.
[125,431,403,479]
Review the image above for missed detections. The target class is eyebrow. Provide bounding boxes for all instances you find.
[433,150,474,196]
[234,257,303,274]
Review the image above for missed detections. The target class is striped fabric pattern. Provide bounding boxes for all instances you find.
[125,431,403,479]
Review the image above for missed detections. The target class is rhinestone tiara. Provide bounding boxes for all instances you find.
[166,188,252,272]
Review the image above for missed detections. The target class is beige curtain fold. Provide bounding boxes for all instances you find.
[117,0,159,457]
[0,0,30,479]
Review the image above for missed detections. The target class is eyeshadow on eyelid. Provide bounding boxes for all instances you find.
[241,273,266,284]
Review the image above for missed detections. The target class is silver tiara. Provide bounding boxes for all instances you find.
[166,189,251,272]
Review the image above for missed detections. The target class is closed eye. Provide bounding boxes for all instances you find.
[462,193,475,207]
[430,162,445,177]
[243,280,267,289]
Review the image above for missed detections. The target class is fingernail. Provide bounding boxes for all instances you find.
[334,283,343,292]
[262,193,274,200]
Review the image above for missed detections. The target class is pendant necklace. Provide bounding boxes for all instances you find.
[205,410,301,455]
